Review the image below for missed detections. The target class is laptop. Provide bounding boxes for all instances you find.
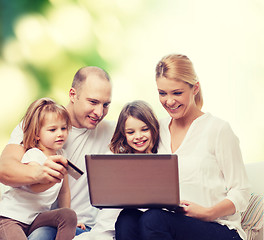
[85,154,180,210]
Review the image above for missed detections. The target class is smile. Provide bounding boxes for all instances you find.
[167,104,181,110]
[88,115,100,123]
[134,139,148,147]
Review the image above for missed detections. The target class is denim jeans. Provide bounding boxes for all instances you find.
[27,226,57,240]
[115,209,243,240]
[27,225,91,239]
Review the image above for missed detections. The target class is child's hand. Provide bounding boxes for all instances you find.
[77,222,86,230]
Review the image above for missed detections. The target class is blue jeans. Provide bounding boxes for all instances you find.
[27,226,91,239]
[27,226,57,240]
[115,209,243,240]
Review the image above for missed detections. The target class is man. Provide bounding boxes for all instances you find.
[0,66,116,239]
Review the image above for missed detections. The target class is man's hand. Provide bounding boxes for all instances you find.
[35,155,68,184]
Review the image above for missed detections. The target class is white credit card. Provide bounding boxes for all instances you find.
[67,160,84,180]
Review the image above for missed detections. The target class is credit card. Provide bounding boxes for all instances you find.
[67,160,84,180]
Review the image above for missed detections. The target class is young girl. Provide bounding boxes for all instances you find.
[110,100,160,154]
[74,100,160,240]
[0,97,77,240]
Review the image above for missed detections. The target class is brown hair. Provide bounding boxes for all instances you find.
[156,54,203,109]
[22,97,71,151]
[109,100,160,153]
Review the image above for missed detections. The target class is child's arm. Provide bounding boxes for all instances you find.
[59,174,86,229]
[57,174,71,208]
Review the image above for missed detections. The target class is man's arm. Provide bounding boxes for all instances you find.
[0,144,67,187]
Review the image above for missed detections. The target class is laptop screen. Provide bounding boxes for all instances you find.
[85,154,180,209]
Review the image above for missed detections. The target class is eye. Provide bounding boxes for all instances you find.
[158,91,166,96]
[103,102,110,108]
[61,127,67,131]
[142,127,149,132]
[89,100,97,105]
[125,131,134,135]
[49,128,56,132]
[173,91,183,95]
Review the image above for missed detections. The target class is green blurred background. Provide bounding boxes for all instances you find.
[0,0,263,163]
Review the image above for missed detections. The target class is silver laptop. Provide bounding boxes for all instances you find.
[85,154,180,209]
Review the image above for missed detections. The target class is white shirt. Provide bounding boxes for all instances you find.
[7,120,116,227]
[158,112,251,240]
[0,148,63,224]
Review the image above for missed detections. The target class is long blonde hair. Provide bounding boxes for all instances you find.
[22,97,71,151]
[155,54,203,109]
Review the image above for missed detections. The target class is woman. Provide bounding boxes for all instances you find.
[115,54,251,240]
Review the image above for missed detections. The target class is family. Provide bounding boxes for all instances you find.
[0,54,251,240]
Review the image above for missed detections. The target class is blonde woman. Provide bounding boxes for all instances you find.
[115,54,251,240]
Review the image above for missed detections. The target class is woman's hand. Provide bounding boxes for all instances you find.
[180,200,214,222]
[180,198,236,222]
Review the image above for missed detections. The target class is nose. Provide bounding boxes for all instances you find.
[135,131,143,139]
[166,96,176,106]
[57,129,63,137]
[94,104,104,119]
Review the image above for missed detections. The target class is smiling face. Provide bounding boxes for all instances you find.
[38,113,69,156]
[69,75,112,129]
[156,77,199,120]
[124,116,152,153]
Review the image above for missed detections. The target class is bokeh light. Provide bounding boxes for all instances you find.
[0,0,263,163]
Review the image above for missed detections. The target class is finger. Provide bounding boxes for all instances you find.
[43,158,68,175]
[41,168,63,183]
[180,200,190,206]
[49,155,68,168]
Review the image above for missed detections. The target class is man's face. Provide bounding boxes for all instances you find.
[70,75,112,129]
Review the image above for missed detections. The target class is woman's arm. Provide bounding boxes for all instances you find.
[181,198,236,222]
[215,122,251,212]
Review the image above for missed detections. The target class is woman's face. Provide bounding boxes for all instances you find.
[156,77,198,120]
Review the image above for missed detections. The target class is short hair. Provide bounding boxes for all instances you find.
[109,100,160,153]
[22,97,71,151]
[156,54,203,109]
[71,66,110,94]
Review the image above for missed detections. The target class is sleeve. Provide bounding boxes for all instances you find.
[8,122,23,145]
[215,122,251,212]
[21,148,47,165]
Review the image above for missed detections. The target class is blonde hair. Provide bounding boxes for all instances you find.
[155,54,203,109]
[22,97,71,151]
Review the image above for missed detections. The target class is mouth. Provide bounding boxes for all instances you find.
[133,139,148,147]
[166,104,182,111]
[55,140,64,144]
[88,115,101,124]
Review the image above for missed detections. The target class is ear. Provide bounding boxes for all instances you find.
[69,88,77,103]
[193,82,200,96]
